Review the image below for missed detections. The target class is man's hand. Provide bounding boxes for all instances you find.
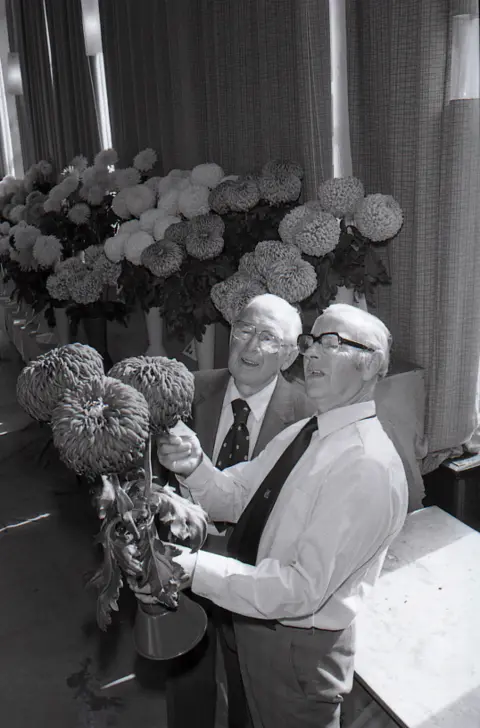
[157,421,203,477]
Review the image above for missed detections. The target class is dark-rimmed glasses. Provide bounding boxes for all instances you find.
[297,332,375,355]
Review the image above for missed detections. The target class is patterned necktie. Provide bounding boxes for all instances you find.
[216,398,251,469]
[227,416,318,565]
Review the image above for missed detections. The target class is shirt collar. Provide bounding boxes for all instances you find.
[225,376,278,422]
[316,400,376,439]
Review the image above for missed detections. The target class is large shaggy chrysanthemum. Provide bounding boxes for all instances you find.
[226,178,261,212]
[295,210,340,257]
[254,240,301,277]
[210,274,267,324]
[52,376,150,476]
[278,205,312,245]
[237,251,265,282]
[265,259,317,303]
[164,220,190,246]
[16,343,104,422]
[69,272,103,304]
[108,356,195,434]
[33,235,63,268]
[93,254,122,286]
[258,170,302,205]
[317,176,365,219]
[141,239,184,278]
[208,180,237,215]
[262,159,304,180]
[353,194,403,242]
[185,213,225,260]
[104,233,129,263]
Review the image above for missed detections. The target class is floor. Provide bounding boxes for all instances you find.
[0,339,226,728]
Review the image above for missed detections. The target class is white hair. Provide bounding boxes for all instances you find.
[241,294,302,346]
[318,303,392,378]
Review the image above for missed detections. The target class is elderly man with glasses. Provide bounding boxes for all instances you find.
[163,293,314,728]
[148,302,408,728]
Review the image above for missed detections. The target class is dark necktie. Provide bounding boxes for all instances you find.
[216,399,251,470]
[227,416,318,565]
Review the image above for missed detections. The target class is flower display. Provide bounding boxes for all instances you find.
[16,343,104,422]
[316,176,365,219]
[185,213,225,260]
[210,274,267,324]
[294,210,340,256]
[141,239,185,278]
[354,193,403,242]
[265,258,318,303]
[52,376,150,476]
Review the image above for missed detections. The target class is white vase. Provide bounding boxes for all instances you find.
[195,324,215,370]
[145,307,167,357]
[54,307,71,346]
[333,285,367,311]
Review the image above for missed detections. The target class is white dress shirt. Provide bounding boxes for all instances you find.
[211,376,278,464]
[183,400,408,630]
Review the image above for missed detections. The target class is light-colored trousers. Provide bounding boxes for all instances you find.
[233,617,355,728]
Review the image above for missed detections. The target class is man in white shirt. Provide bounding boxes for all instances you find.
[165,294,314,728]
[153,303,409,728]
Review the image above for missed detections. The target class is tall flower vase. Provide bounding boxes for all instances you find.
[195,324,215,371]
[145,307,168,357]
[83,316,113,372]
[333,286,367,311]
[54,307,71,346]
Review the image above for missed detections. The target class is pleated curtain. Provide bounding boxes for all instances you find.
[346,0,480,464]
[98,0,332,197]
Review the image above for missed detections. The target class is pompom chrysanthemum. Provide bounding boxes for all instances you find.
[295,210,340,257]
[113,168,142,191]
[46,273,70,300]
[190,163,224,189]
[185,213,225,260]
[52,376,150,476]
[124,184,156,217]
[93,255,121,286]
[208,180,237,214]
[0,221,11,235]
[68,203,91,225]
[94,148,119,168]
[237,251,265,282]
[9,205,26,223]
[178,184,210,219]
[153,215,182,242]
[210,274,267,324]
[111,189,132,219]
[133,148,157,172]
[139,208,166,233]
[226,178,261,212]
[278,205,313,245]
[316,177,365,219]
[124,231,155,264]
[85,185,105,206]
[262,159,304,180]
[69,155,88,173]
[353,194,403,242]
[84,244,104,267]
[104,233,129,263]
[13,224,40,250]
[33,235,63,268]
[141,239,184,278]
[16,343,104,422]
[254,240,301,277]
[258,170,302,205]
[164,220,190,245]
[0,236,10,257]
[109,356,195,433]
[265,258,317,303]
[118,219,141,235]
[70,272,104,304]
[10,247,37,270]
[157,188,180,217]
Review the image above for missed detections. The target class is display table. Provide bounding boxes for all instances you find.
[343,506,480,728]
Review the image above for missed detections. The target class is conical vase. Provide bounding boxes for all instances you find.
[144,307,167,357]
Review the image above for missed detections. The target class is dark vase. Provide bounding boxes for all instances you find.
[83,317,113,372]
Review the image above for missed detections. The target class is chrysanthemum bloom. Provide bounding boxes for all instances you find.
[52,376,150,476]
[144,176,162,194]
[93,254,121,286]
[295,210,340,257]
[266,258,317,303]
[109,356,195,433]
[95,148,119,168]
[124,231,155,265]
[153,215,182,242]
[208,180,237,214]
[44,197,62,214]
[70,272,104,304]
[124,184,156,218]
[178,183,210,219]
[16,343,105,422]
[0,221,11,235]
[254,240,301,278]
[262,159,304,180]
[61,172,80,196]
[58,256,85,275]
[211,274,267,324]
[13,224,41,250]
[258,170,302,205]
[133,148,157,172]
[85,185,106,206]
[353,194,403,242]
[317,177,365,219]
[49,182,70,203]
[84,245,104,267]
[104,233,129,263]
[118,219,141,235]
[226,178,261,212]
[81,166,98,187]
[46,273,70,300]
[164,220,190,246]
[140,208,166,234]
[8,204,26,223]
[141,239,184,278]
[111,189,131,219]
[113,168,142,191]
[157,188,180,217]
[185,213,225,260]
[190,163,224,189]
[0,236,11,257]
[278,205,313,245]
[10,247,37,270]
[68,203,91,225]
[158,170,191,197]
[33,235,63,268]
[70,155,88,173]
[237,251,265,282]
[37,160,53,177]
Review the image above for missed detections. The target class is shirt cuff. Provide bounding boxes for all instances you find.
[181,456,217,492]
[191,549,253,601]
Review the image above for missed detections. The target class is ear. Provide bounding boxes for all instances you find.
[361,350,383,381]
[280,345,300,371]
